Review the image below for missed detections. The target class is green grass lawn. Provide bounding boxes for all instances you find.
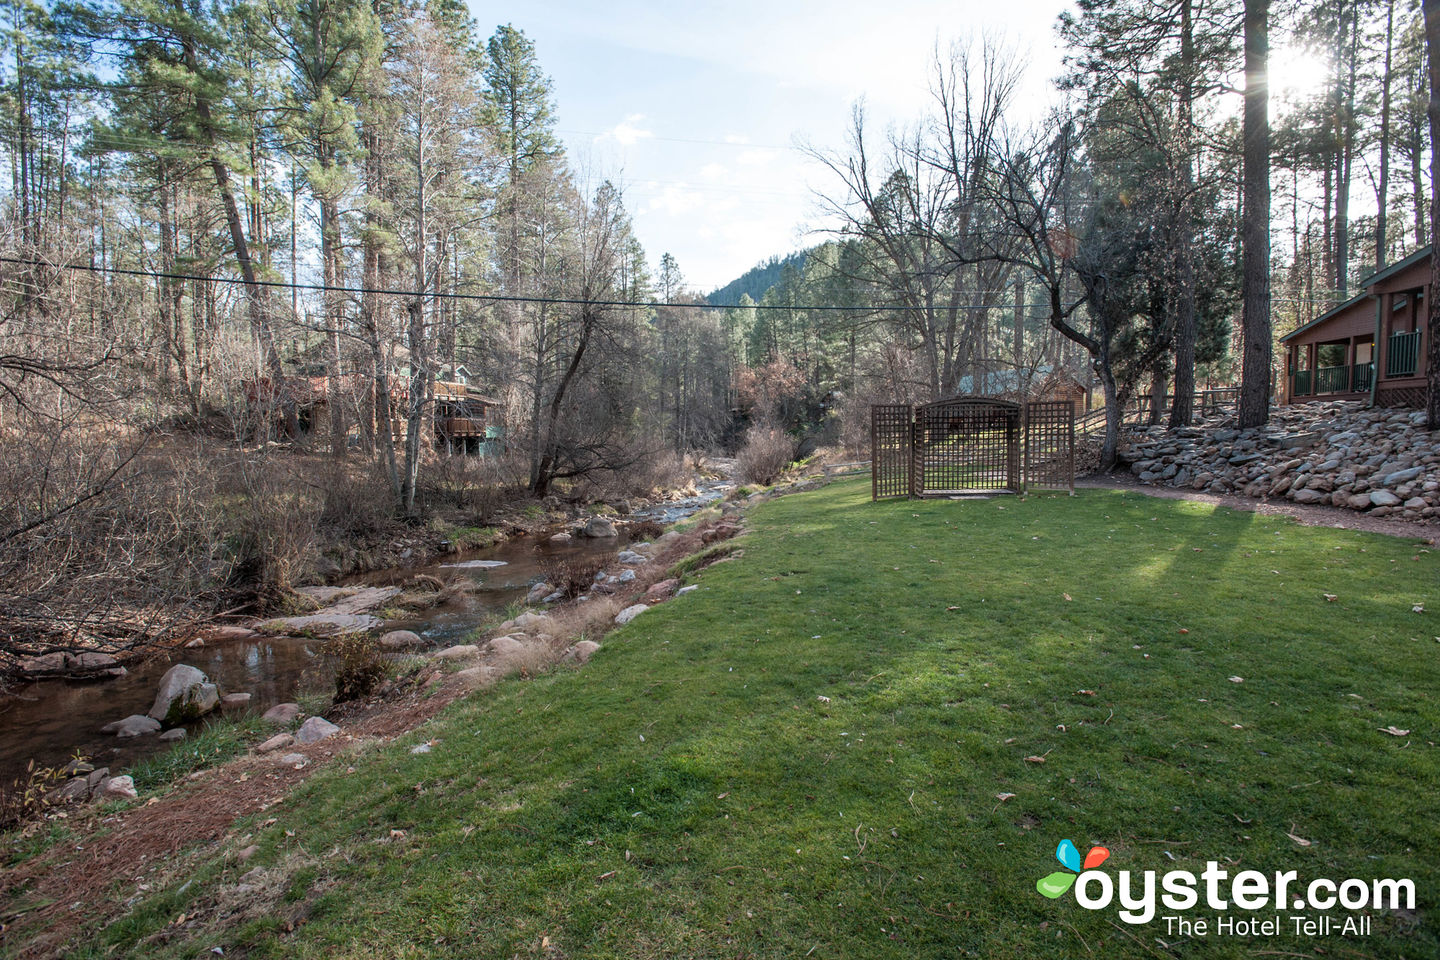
[63,478,1440,958]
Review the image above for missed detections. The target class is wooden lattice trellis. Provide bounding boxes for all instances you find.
[870,397,1075,500]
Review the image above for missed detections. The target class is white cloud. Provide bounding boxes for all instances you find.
[596,113,654,147]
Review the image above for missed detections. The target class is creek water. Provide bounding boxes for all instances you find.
[0,477,730,789]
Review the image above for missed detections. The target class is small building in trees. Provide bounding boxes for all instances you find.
[244,364,501,454]
[1280,247,1430,409]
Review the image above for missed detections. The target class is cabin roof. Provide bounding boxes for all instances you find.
[1358,245,1431,289]
[1278,292,1370,344]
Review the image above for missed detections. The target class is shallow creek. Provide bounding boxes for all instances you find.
[0,480,728,787]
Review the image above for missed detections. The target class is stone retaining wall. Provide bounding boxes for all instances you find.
[1119,401,1438,521]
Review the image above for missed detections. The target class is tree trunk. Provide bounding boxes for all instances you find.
[176,23,290,436]
[320,192,347,459]
[1377,0,1395,271]
[1424,0,1440,428]
[1334,1,1357,295]
[1169,0,1197,428]
[1239,0,1272,429]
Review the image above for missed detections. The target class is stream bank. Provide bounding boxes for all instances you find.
[0,466,737,789]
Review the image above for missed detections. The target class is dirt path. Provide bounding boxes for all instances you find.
[1079,471,1438,543]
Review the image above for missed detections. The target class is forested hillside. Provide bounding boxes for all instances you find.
[706,249,810,306]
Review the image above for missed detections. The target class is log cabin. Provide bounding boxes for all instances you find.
[1280,247,1431,409]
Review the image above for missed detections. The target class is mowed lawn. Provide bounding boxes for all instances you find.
[74,478,1440,959]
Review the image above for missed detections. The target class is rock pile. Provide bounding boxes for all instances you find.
[1119,402,1438,521]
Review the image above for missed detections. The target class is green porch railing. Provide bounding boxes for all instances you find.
[1386,331,1421,378]
[1352,362,1373,393]
[1315,365,1350,393]
[1292,370,1312,395]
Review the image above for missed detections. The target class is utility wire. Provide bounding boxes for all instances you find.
[0,257,1042,312]
[2,257,1344,312]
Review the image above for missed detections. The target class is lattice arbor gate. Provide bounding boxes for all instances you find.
[871,397,1075,499]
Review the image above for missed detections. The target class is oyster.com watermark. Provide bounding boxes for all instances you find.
[1036,838,1413,938]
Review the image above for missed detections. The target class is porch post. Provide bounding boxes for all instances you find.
[1370,293,1384,406]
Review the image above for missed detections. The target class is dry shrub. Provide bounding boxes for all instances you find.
[318,465,394,539]
[581,447,688,500]
[490,637,561,679]
[0,424,219,654]
[539,555,608,599]
[626,519,665,542]
[543,595,623,644]
[0,759,66,830]
[220,458,321,609]
[419,453,512,523]
[323,634,389,703]
[736,423,796,485]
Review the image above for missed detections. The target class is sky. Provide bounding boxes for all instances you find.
[465,1,1076,294]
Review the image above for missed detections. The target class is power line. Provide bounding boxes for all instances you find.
[2,257,1344,313]
[0,257,1044,313]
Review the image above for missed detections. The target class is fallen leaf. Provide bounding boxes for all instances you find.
[816,695,831,703]
[1380,726,1411,737]
[1413,604,1425,614]
[995,792,1016,802]
[946,605,960,611]
[389,829,406,839]
[1076,689,1096,696]
[1287,830,1313,847]
[1178,628,1189,634]
[1324,594,1338,602]
[1024,755,1046,764]
[1229,676,1244,683]
[1062,593,1072,602]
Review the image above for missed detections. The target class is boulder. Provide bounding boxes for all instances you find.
[641,578,681,604]
[615,569,637,584]
[615,604,649,625]
[99,775,137,800]
[677,585,699,595]
[565,640,601,664]
[1383,466,1425,487]
[525,582,553,604]
[295,716,340,744]
[18,652,67,675]
[616,550,648,566]
[1369,489,1402,507]
[47,777,92,804]
[262,702,302,725]
[206,625,258,642]
[549,532,572,544]
[60,758,94,777]
[1346,493,1374,510]
[487,636,526,658]
[452,665,493,690]
[513,612,551,632]
[378,630,425,650]
[220,693,252,710]
[1291,488,1326,505]
[583,516,618,538]
[276,753,308,767]
[71,652,119,671]
[158,728,186,742]
[103,715,161,739]
[147,664,220,725]
[433,644,480,661]
[256,733,294,754]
